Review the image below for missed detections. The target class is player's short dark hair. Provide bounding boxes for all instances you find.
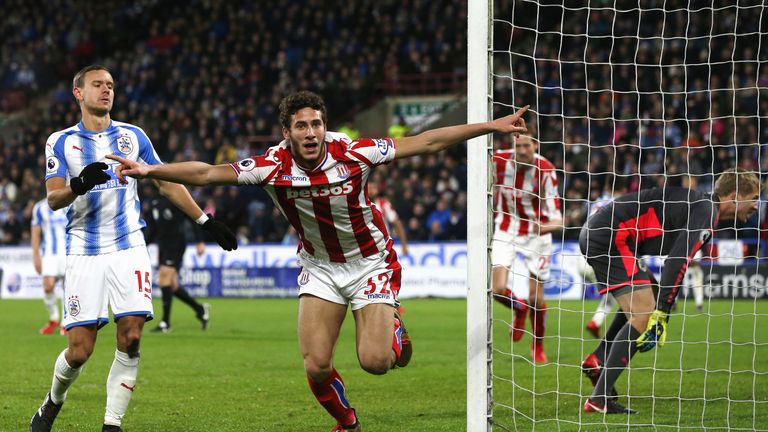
[72,65,111,89]
[278,91,328,130]
[714,167,760,197]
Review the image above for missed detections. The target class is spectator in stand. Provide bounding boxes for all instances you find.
[426,197,452,240]
[388,115,409,139]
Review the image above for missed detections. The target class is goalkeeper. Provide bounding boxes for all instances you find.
[579,168,759,414]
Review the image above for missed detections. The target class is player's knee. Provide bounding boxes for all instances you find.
[125,338,141,358]
[118,331,142,357]
[66,344,94,367]
[358,351,392,375]
[492,283,507,296]
[304,357,333,381]
[43,279,56,292]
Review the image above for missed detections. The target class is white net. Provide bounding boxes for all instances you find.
[486,1,768,430]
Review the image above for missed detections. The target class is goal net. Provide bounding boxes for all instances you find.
[468,1,768,430]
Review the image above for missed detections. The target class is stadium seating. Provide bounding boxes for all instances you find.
[0,1,764,245]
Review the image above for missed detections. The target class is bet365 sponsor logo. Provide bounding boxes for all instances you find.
[286,181,353,199]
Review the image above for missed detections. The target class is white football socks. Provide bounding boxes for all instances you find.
[689,265,705,309]
[50,349,82,405]
[104,350,139,426]
[591,294,616,327]
[44,291,60,322]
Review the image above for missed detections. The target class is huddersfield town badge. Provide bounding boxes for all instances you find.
[67,296,81,317]
[117,135,133,154]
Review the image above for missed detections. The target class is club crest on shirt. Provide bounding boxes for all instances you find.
[374,138,391,155]
[46,156,60,174]
[67,295,81,317]
[336,163,350,180]
[116,135,133,155]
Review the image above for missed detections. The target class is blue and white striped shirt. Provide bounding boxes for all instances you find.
[31,199,68,257]
[44,120,162,255]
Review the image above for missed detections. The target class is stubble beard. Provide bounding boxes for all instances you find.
[85,102,111,118]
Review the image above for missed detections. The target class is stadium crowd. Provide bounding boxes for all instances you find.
[494,2,767,240]
[1,0,765,247]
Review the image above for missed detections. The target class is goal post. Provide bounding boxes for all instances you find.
[468,1,767,430]
[466,0,493,431]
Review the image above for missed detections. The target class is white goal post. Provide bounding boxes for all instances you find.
[467,0,492,430]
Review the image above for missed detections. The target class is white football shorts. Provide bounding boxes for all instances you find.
[491,231,553,280]
[297,246,402,311]
[62,246,154,330]
[41,253,66,278]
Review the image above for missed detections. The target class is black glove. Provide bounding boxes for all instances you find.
[201,216,238,251]
[71,162,111,195]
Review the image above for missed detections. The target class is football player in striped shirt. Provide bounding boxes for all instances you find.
[491,134,562,364]
[109,90,529,431]
[31,198,68,335]
[30,65,236,432]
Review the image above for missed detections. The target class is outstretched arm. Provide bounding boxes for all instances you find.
[152,179,238,251]
[394,106,529,159]
[106,155,238,186]
[154,180,205,220]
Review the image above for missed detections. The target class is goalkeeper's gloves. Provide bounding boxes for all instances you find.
[201,216,238,251]
[636,309,668,353]
[70,162,111,195]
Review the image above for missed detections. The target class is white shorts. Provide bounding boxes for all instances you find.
[297,246,402,311]
[491,232,553,280]
[62,246,154,330]
[41,254,66,278]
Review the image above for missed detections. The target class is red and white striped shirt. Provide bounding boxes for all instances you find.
[493,151,561,237]
[231,132,396,262]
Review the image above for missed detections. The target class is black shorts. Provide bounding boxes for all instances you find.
[158,242,186,270]
[579,228,655,296]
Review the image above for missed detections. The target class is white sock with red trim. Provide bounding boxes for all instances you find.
[104,350,139,426]
[50,349,81,404]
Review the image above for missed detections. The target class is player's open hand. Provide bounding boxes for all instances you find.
[636,309,668,352]
[490,105,529,136]
[106,154,148,184]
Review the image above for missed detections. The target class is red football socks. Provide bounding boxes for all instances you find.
[307,368,356,426]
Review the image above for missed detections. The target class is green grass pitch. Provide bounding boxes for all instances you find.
[492,299,768,431]
[1,298,765,431]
